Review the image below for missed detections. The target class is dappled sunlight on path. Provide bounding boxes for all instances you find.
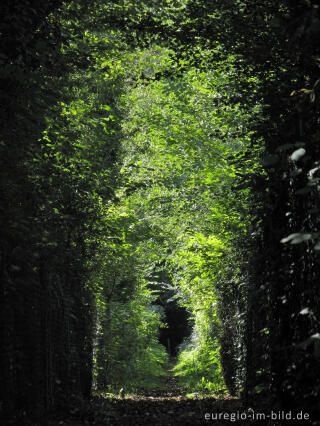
[58,360,242,426]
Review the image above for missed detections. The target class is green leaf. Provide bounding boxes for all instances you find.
[280,233,312,244]
[299,308,311,315]
[290,148,306,162]
[297,333,320,349]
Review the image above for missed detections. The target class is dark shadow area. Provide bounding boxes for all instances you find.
[148,268,192,357]
[158,300,191,357]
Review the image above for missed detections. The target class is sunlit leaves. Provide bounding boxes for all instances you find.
[110,43,263,393]
[281,232,313,244]
[290,148,306,162]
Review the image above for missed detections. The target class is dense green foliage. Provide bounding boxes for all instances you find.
[1,0,320,423]
[0,0,127,420]
[114,48,262,393]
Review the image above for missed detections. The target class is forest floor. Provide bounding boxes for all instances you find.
[55,359,246,426]
[47,360,320,426]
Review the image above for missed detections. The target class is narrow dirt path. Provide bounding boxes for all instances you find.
[57,359,243,425]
